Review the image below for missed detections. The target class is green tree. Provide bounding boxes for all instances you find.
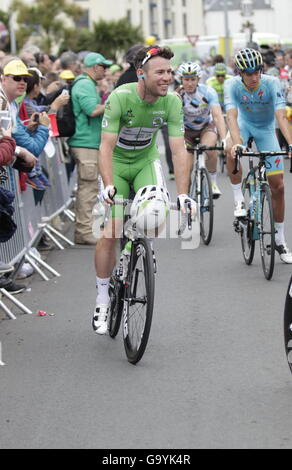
[0,9,10,52]
[59,18,144,61]
[58,27,95,55]
[91,18,144,61]
[12,0,83,52]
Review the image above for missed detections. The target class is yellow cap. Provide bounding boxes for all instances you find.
[145,35,156,46]
[59,69,75,80]
[3,59,31,76]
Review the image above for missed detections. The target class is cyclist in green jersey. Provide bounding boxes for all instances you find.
[92,46,196,334]
[206,63,232,111]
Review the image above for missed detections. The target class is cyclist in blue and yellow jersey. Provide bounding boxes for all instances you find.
[224,48,292,263]
[176,62,227,199]
[206,63,233,111]
[92,46,197,335]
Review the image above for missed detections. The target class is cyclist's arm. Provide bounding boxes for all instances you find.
[169,136,191,194]
[275,108,292,147]
[226,107,241,145]
[211,104,227,141]
[99,131,118,187]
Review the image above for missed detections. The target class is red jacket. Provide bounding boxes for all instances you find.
[0,136,16,166]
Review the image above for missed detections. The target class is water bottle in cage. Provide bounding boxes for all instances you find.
[118,241,132,281]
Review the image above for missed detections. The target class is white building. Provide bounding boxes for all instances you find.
[203,0,292,43]
[73,0,204,39]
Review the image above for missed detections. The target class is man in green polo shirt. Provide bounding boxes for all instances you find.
[69,52,112,245]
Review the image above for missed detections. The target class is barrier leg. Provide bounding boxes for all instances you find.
[24,254,50,281]
[0,288,33,315]
[27,251,61,278]
[0,297,17,320]
[43,227,65,250]
[64,209,75,222]
[45,224,74,247]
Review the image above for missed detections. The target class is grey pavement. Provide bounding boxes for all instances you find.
[0,153,292,449]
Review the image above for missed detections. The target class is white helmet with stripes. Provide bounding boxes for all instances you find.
[177,62,202,78]
[130,185,170,237]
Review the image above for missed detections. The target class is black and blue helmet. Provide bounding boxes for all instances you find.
[235,48,263,73]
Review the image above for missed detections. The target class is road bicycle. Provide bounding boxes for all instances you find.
[233,137,288,280]
[188,141,224,245]
[107,197,190,365]
[284,275,292,374]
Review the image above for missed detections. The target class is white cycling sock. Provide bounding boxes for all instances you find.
[274,222,285,246]
[96,276,110,305]
[209,171,217,185]
[231,183,244,203]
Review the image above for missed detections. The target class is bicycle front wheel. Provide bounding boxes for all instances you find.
[241,176,255,265]
[200,168,214,245]
[259,183,275,280]
[123,238,155,364]
[108,275,124,338]
[284,276,292,374]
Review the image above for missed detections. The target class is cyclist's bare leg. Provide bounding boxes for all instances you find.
[200,131,218,173]
[267,173,284,223]
[94,217,123,278]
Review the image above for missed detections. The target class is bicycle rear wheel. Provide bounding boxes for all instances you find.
[259,183,275,280]
[284,275,292,374]
[108,275,124,338]
[200,168,214,245]
[241,176,256,265]
[123,238,155,364]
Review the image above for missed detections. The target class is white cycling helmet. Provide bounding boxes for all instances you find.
[177,61,201,78]
[130,185,170,237]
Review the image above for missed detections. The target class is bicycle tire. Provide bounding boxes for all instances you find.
[241,176,256,265]
[284,275,292,374]
[259,183,275,280]
[108,275,124,338]
[219,151,225,174]
[123,238,155,364]
[200,167,214,245]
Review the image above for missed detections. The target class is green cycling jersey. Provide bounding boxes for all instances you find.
[206,75,232,106]
[101,82,184,164]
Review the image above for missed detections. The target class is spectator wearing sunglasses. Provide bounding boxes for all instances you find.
[0,59,37,170]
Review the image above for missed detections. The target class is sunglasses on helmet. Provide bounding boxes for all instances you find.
[141,47,161,66]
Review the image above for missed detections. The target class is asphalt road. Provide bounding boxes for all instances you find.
[0,151,292,449]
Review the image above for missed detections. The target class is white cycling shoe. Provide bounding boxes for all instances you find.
[234,200,247,218]
[275,243,292,264]
[92,304,110,335]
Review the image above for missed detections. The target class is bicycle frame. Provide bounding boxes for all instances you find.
[245,157,269,241]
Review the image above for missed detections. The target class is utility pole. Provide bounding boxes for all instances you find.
[223,0,230,64]
[9,13,16,54]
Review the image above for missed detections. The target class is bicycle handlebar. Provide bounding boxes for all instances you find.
[233,148,289,175]
[103,200,193,236]
[187,144,224,153]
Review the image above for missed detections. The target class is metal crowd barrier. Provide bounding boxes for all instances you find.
[0,137,76,319]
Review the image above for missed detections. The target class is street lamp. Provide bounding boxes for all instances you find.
[241,0,254,44]
[241,0,254,18]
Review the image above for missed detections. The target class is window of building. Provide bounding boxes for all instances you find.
[172,12,176,36]
[127,9,132,24]
[183,12,187,35]
[75,9,89,27]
